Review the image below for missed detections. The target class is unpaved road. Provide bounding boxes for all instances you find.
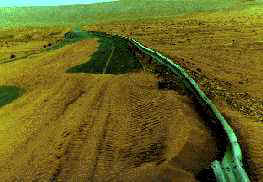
[0,73,219,182]
[84,8,263,181]
[0,33,262,181]
[0,38,221,181]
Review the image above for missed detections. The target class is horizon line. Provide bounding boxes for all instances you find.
[0,0,119,8]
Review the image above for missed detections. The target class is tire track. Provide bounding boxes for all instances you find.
[118,73,170,170]
[0,71,224,181]
[88,74,135,181]
[50,76,114,181]
[121,72,219,179]
[84,75,132,181]
[90,112,113,181]
[103,46,115,74]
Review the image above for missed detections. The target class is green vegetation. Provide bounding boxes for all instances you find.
[0,29,143,74]
[0,86,25,108]
[65,31,143,74]
[45,31,95,51]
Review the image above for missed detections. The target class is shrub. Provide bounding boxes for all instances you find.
[10,54,16,59]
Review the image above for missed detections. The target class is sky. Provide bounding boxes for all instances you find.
[0,0,119,8]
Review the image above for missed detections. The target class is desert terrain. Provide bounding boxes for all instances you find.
[0,0,262,181]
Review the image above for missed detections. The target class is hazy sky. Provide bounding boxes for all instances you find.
[0,0,119,8]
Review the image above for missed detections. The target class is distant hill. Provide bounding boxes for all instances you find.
[0,0,261,28]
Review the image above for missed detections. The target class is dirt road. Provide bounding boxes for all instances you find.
[0,37,223,181]
[0,72,220,181]
[0,31,262,181]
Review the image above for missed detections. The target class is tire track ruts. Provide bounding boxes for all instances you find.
[89,76,117,181]
[90,112,113,181]
[124,76,168,169]
[50,77,113,182]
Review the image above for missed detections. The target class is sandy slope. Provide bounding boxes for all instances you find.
[220,106,263,182]
[87,6,263,121]
[0,37,222,181]
[83,9,263,180]
[0,31,262,181]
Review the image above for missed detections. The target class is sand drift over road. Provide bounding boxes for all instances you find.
[0,72,219,181]
[0,33,220,181]
[0,29,262,181]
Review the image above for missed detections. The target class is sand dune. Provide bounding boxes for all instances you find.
[0,38,221,181]
[0,33,261,181]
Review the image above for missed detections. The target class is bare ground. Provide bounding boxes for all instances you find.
[0,39,222,181]
[0,5,262,181]
[83,7,263,181]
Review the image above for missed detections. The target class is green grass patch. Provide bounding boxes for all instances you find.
[65,31,143,74]
[0,30,143,75]
[44,31,96,52]
[0,85,25,109]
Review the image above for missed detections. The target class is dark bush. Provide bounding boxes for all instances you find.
[43,45,47,48]
[10,54,16,59]
[64,32,75,39]
[48,43,52,47]
[158,80,168,89]
[196,167,217,182]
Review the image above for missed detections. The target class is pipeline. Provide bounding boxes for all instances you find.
[69,30,251,181]
[126,37,251,182]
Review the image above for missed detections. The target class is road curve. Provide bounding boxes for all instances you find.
[0,73,221,181]
[0,36,221,181]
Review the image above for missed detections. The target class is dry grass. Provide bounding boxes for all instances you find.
[0,38,220,181]
[83,5,263,181]
[0,2,262,181]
